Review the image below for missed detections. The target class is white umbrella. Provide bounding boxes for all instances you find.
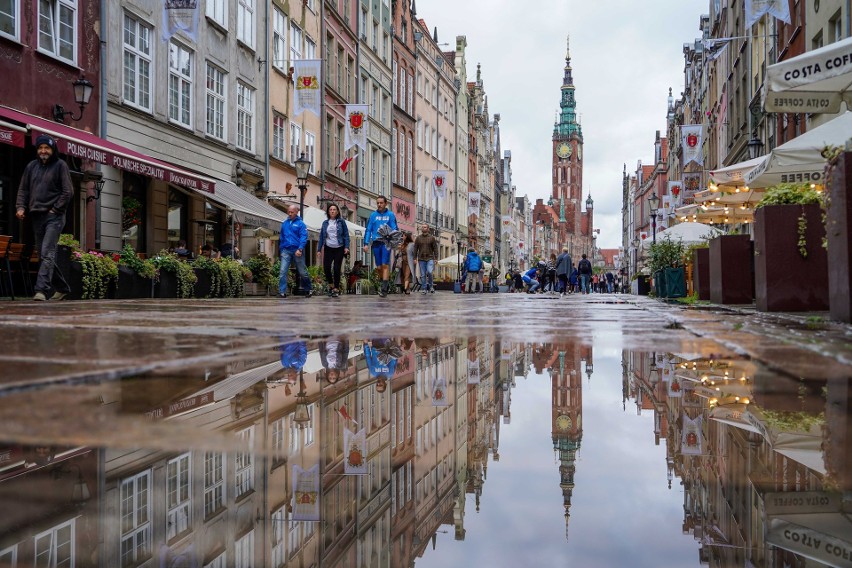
[436,253,492,271]
[765,36,852,114]
[643,222,722,248]
[744,111,852,188]
[709,156,766,187]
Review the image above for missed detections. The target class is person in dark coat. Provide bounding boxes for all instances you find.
[555,247,572,297]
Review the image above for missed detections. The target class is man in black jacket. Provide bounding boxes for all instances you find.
[15,135,73,301]
[577,253,593,295]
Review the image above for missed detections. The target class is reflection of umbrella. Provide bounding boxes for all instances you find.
[376,224,404,250]
[374,341,403,365]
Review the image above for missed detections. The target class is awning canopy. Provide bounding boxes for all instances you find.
[744,111,852,188]
[205,181,286,232]
[0,119,26,148]
[708,156,766,186]
[0,105,215,193]
[765,36,852,113]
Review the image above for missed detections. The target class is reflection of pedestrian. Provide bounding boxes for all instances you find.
[364,338,401,392]
[279,340,307,384]
[319,339,349,384]
[15,135,73,301]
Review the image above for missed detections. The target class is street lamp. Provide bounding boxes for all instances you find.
[293,376,311,429]
[295,152,311,218]
[648,192,660,243]
[53,76,94,123]
[747,136,764,160]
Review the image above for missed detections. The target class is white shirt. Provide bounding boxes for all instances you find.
[326,219,341,248]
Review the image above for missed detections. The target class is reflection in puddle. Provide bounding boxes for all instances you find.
[0,340,847,567]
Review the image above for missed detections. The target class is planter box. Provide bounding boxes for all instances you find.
[653,270,665,297]
[692,248,710,300]
[156,270,179,298]
[194,268,213,298]
[663,267,687,298]
[754,203,828,312]
[243,282,269,296]
[709,235,754,304]
[66,260,84,300]
[116,266,153,299]
[826,152,852,322]
[636,275,650,296]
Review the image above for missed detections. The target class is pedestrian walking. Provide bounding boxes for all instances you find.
[413,223,438,294]
[317,203,350,298]
[555,247,572,297]
[577,253,592,294]
[15,134,73,301]
[362,196,398,297]
[463,247,483,293]
[545,254,557,292]
[278,205,312,298]
[396,232,415,295]
[605,271,615,293]
[406,234,418,292]
[319,339,350,384]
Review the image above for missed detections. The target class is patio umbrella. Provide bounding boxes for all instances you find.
[765,36,852,114]
[436,253,492,271]
[708,156,766,187]
[744,111,852,188]
[655,222,722,244]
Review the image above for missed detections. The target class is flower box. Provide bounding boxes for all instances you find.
[826,152,852,322]
[709,235,754,304]
[116,266,153,299]
[155,270,179,298]
[193,268,214,298]
[754,203,828,312]
[692,248,710,301]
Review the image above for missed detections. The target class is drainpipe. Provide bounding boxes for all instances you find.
[320,1,327,207]
[96,0,107,249]
[263,0,270,201]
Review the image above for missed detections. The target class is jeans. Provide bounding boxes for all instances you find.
[322,246,345,291]
[579,274,591,294]
[279,249,310,295]
[558,274,568,293]
[31,211,69,295]
[418,259,434,290]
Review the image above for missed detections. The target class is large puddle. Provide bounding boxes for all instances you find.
[0,335,848,567]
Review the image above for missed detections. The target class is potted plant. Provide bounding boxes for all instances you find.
[688,242,711,301]
[152,250,197,298]
[56,234,83,299]
[821,146,851,322]
[753,182,828,311]
[648,237,688,298]
[116,244,157,298]
[244,254,275,296]
[191,255,220,298]
[218,257,251,298]
[73,250,118,299]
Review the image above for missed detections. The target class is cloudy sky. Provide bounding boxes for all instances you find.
[421,0,706,249]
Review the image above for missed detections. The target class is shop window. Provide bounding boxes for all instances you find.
[122,173,147,252]
[202,201,221,249]
[168,188,187,250]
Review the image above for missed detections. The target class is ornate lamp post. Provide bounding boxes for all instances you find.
[648,192,660,243]
[295,152,311,218]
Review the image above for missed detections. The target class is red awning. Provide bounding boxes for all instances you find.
[0,106,214,193]
[0,119,25,148]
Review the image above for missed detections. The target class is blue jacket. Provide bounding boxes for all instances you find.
[364,208,398,246]
[280,341,307,370]
[464,251,483,272]
[280,216,308,253]
[318,218,350,250]
[364,344,397,377]
[523,268,539,282]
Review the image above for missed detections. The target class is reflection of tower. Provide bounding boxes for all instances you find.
[551,347,584,541]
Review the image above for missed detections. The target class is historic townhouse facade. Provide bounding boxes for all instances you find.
[391,0,418,235]
[468,66,495,258]
[414,20,458,280]
[452,35,471,249]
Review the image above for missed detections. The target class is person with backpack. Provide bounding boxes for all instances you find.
[577,254,593,294]
[555,247,572,297]
[463,247,484,293]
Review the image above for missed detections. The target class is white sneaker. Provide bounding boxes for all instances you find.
[33,292,47,301]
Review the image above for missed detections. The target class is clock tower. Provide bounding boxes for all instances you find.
[552,36,584,221]
[551,344,584,541]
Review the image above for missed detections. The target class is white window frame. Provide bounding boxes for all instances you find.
[304,36,316,59]
[392,128,397,184]
[120,470,152,566]
[289,22,302,64]
[235,530,254,568]
[407,136,413,188]
[235,427,255,498]
[305,131,316,174]
[271,507,286,568]
[289,122,302,164]
[236,0,255,49]
[166,453,192,541]
[236,81,254,152]
[205,62,226,141]
[272,115,286,161]
[204,452,225,517]
[38,0,77,64]
[122,13,153,112]
[204,553,226,568]
[168,41,193,128]
[205,0,226,28]
[34,519,75,567]
[272,8,287,72]
[0,0,19,42]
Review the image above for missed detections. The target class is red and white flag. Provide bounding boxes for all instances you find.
[343,428,368,475]
[431,170,448,199]
[292,464,320,521]
[337,404,358,424]
[681,124,704,167]
[344,104,369,151]
[337,154,357,173]
[293,59,322,117]
[681,414,703,455]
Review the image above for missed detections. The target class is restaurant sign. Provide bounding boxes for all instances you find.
[0,125,25,148]
[767,516,852,568]
[765,491,841,515]
[146,393,214,420]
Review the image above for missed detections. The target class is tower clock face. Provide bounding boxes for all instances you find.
[556,143,572,159]
[556,414,572,431]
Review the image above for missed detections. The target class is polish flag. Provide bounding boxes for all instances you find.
[337,405,358,424]
[337,154,357,173]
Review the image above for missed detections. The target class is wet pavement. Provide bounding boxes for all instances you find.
[0,293,850,567]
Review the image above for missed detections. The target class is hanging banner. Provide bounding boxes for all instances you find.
[162,0,200,42]
[501,215,513,234]
[467,359,480,384]
[431,376,448,407]
[639,231,648,242]
[293,59,322,117]
[343,428,368,475]
[468,192,481,217]
[681,414,703,455]
[667,181,682,206]
[292,464,320,521]
[667,375,683,398]
[431,170,448,199]
[682,173,702,205]
[744,0,791,28]
[344,104,369,151]
[681,125,704,167]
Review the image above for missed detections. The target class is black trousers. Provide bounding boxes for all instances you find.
[323,246,346,290]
